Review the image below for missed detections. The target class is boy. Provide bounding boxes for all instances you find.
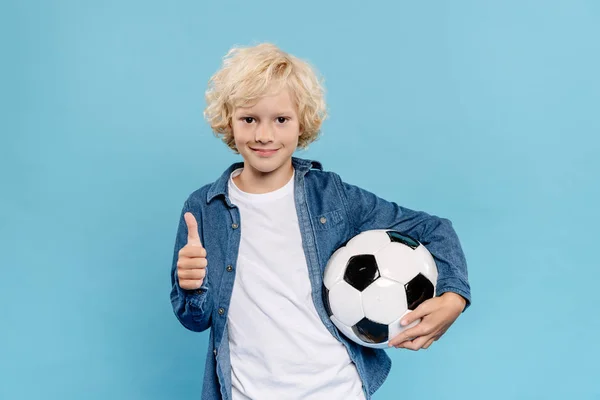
[170,43,471,400]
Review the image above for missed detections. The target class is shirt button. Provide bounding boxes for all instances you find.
[231,223,239,229]
[218,307,225,315]
[320,216,327,224]
[226,265,233,272]
[213,349,217,356]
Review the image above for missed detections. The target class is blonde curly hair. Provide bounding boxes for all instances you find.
[204,43,327,152]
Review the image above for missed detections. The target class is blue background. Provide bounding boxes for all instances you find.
[1,1,599,399]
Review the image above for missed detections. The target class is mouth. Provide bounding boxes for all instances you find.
[250,147,280,157]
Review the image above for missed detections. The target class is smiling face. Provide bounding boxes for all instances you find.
[231,88,301,194]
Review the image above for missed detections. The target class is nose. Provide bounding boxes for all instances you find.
[254,123,274,144]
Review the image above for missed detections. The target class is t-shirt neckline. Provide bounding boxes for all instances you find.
[228,168,295,203]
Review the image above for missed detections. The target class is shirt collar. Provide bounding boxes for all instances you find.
[206,156,323,204]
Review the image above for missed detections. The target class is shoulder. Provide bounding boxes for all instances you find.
[182,161,239,209]
[306,167,340,180]
[294,157,366,193]
[183,183,212,210]
[304,167,344,191]
[305,165,364,196]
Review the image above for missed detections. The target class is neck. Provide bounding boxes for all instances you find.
[234,161,294,194]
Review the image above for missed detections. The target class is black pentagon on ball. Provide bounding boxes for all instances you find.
[322,287,333,317]
[352,318,388,344]
[386,230,419,249]
[404,273,435,310]
[343,254,380,292]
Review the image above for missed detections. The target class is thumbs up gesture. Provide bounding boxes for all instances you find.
[177,212,208,290]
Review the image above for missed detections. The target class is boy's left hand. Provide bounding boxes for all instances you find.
[388,292,466,351]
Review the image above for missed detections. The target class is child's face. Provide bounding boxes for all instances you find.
[231,88,301,178]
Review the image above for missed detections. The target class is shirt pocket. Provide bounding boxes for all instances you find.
[314,208,344,231]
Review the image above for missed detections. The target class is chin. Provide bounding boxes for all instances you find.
[248,160,284,173]
[244,152,291,172]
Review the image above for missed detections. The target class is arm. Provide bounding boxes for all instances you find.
[169,200,213,332]
[338,177,471,309]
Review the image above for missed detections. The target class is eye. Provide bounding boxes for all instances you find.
[276,117,288,124]
[242,117,255,124]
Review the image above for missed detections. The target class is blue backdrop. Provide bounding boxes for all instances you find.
[1,1,598,399]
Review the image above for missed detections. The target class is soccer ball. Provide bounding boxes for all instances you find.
[322,229,438,349]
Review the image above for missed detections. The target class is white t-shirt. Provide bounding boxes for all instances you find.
[227,168,366,400]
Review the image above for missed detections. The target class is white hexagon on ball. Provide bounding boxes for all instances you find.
[345,229,390,256]
[412,245,438,284]
[361,277,407,325]
[323,246,353,290]
[374,242,420,284]
[328,281,364,326]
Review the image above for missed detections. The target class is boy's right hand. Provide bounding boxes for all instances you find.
[177,212,208,290]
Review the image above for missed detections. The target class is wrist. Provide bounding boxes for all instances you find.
[441,291,467,311]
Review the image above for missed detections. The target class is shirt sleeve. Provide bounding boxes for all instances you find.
[336,175,472,310]
[169,199,213,331]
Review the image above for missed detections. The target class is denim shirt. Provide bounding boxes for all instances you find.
[170,157,471,400]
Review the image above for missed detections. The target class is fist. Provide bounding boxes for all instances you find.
[177,212,208,290]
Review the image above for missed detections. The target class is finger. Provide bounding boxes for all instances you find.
[179,245,207,259]
[389,323,429,347]
[400,298,435,327]
[184,212,202,246]
[177,256,208,269]
[177,268,206,280]
[179,279,203,290]
[422,337,435,349]
[401,335,431,351]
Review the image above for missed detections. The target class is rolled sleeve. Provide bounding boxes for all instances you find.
[337,175,472,311]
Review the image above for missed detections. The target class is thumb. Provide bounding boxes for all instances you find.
[184,212,202,246]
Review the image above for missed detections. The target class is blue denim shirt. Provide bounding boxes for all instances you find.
[170,157,471,400]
